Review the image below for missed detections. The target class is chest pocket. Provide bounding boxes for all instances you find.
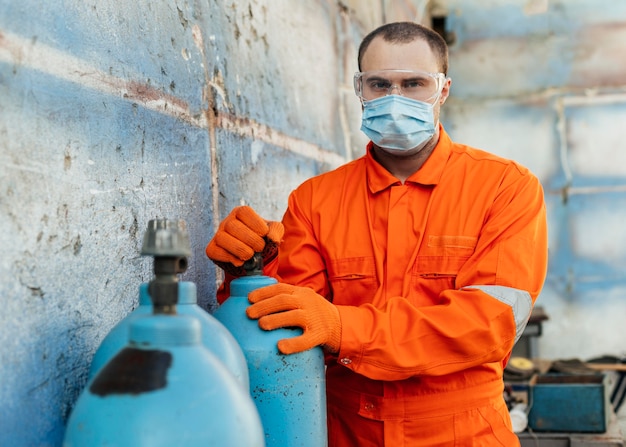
[410,235,477,306]
[327,257,377,306]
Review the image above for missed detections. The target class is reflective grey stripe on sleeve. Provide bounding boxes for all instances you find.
[461,285,533,343]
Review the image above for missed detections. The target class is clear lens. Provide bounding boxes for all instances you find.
[354,70,445,102]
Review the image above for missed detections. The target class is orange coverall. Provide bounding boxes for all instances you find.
[220,126,548,446]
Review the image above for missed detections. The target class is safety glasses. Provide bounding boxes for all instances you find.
[354,69,446,103]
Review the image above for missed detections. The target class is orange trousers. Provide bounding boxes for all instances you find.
[326,382,520,447]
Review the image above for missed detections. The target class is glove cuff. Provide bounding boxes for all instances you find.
[324,306,342,354]
[261,238,279,266]
[213,260,249,277]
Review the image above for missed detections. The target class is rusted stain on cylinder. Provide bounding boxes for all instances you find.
[89,348,172,396]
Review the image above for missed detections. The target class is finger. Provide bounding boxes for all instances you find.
[235,206,270,236]
[246,295,299,319]
[248,283,295,303]
[223,219,266,252]
[278,334,314,355]
[256,309,306,330]
[213,231,256,262]
[266,221,285,244]
[206,242,245,266]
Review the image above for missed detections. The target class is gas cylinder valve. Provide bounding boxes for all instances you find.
[141,219,191,314]
[243,252,264,276]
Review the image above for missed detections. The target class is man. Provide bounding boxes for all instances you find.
[206,22,548,446]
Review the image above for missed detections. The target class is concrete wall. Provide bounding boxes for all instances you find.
[2,0,626,445]
[0,1,367,444]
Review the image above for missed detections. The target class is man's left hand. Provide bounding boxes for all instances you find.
[246,283,341,355]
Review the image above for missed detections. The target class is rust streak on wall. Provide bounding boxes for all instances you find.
[217,112,345,167]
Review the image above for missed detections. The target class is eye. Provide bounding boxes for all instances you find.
[403,80,421,89]
[368,79,391,91]
[403,78,428,89]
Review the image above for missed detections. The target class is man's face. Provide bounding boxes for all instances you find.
[360,36,450,125]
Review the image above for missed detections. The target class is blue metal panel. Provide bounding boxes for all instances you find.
[528,373,610,433]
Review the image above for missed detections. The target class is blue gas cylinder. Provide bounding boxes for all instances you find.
[89,282,249,389]
[213,274,328,447]
[64,314,265,447]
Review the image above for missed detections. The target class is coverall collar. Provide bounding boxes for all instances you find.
[366,124,452,194]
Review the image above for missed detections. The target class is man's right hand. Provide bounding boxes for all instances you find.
[205,206,284,276]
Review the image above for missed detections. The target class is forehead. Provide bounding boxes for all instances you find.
[360,36,440,73]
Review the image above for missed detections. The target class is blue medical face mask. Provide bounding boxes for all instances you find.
[360,95,437,152]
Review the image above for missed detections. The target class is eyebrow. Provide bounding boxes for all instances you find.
[364,75,389,82]
[365,74,429,82]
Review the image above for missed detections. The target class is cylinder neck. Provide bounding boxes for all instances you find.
[149,256,187,314]
[243,252,264,276]
[140,219,191,315]
[140,282,196,306]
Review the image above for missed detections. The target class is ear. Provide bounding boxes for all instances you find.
[439,78,452,105]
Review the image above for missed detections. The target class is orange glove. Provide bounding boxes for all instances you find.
[206,206,284,276]
[246,283,341,355]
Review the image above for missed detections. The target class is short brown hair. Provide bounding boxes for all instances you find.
[357,22,449,75]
